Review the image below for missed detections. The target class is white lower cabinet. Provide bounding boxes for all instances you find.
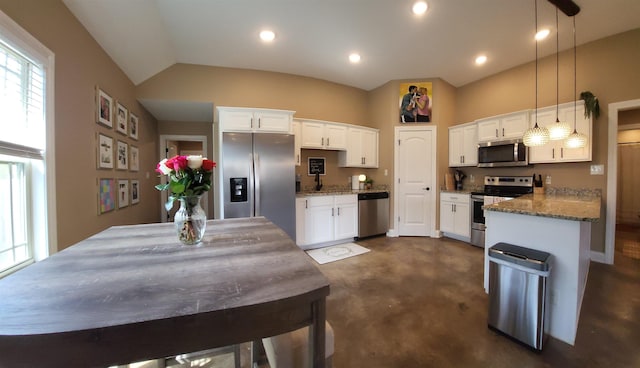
[296,194,358,247]
[440,192,470,240]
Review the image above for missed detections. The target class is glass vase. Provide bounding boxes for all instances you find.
[174,195,206,245]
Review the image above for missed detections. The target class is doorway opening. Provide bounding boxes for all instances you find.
[158,134,209,222]
[606,99,640,264]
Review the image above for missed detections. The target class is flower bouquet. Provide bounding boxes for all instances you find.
[155,155,216,245]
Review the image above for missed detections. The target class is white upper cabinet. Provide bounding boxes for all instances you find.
[449,122,477,167]
[338,127,379,168]
[528,101,592,163]
[477,111,529,142]
[218,107,294,133]
[300,120,347,150]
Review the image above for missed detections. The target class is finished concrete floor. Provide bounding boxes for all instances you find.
[317,235,640,367]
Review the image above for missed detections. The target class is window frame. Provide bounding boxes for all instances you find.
[0,10,56,278]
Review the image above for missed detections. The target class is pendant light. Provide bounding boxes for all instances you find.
[548,8,571,140]
[523,0,550,147]
[564,15,587,148]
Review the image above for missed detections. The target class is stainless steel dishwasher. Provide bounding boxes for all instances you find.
[357,192,389,239]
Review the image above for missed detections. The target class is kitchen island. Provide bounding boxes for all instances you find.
[0,217,330,367]
[483,191,600,345]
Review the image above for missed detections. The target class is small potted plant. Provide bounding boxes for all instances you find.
[580,91,600,120]
[364,178,373,190]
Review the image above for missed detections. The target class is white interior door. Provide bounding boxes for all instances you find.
[394,126,436,236]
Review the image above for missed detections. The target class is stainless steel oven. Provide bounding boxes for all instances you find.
[469,176,534,248]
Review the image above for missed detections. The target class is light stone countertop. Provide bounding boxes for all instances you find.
[483,193,601,222]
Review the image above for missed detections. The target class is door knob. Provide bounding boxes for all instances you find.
[423,187,430,191]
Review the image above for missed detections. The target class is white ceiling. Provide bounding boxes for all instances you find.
[63,0,640,121]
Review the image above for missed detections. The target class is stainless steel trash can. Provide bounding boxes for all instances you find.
[487,242,551,351]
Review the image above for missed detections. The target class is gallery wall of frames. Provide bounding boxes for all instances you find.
[95,86,141,214]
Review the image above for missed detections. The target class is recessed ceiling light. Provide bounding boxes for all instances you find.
[475,55,487,65]
[412,1,428,15]
[535,29,550,41]
[259,30,275,42]
[349,53,361,63]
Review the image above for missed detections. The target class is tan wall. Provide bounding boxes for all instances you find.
[0,0,160,251]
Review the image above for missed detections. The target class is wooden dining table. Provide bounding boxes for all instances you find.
[0,217,330,367]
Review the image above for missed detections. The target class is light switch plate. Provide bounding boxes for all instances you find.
[590,164,605,175]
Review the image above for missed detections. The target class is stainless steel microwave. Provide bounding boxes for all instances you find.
[477,139,528,167]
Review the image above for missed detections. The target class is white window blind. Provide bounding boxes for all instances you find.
[0,40,45,155]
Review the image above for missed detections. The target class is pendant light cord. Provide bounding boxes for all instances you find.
[573,15,577,132]
[535,0,538,127]
[556,8,560,120]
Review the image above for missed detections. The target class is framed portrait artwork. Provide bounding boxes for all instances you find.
[118,179,129,208]
[116,140,128,170]
[98,178,116,214]
[115,101,128,135]
[129,113,139,140]
[129,145,139,171]
[97,133,114,169]
[399,82,432,123]
[96,87,113,128]
[131,179,140,205]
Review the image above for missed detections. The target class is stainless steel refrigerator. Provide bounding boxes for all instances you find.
[221,132,295,240]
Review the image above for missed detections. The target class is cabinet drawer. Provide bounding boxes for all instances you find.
[334,194,357,205]
[306,195,334,207]
[440,193,469,203]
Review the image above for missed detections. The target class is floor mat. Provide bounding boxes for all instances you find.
[306,243,370,265]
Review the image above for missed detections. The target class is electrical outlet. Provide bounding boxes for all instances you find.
[384,169,388,176]
[546,175,552,185]
[470,174,475,183]
[590,164,604,175]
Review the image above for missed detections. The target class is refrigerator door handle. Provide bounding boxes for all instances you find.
[254,153,261,216]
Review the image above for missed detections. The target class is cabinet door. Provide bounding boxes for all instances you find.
[477,118,500,142]
[556,104,591,162]
[219,109,254,131]
[255,110,291,132]
[292,121,302,166]
[528,107,558,163]
[449,126,464,166]
[301,122,325,148]
[462,124,478,165]
[501,112,529,140]
[325,123,347,150]
[295,197,308,245]
[306,196,335,244]
[361,129,378,167]
[334,195,358,239]
[453,201,470,237]
[440,200,455,233]
[343,128,364,166]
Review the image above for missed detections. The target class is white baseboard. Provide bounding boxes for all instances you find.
[590,251,606,264]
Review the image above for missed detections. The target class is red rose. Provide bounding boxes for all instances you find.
[201,159,216,171]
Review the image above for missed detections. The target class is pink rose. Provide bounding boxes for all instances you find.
[166,155,188,171]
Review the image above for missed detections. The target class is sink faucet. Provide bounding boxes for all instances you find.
[314,172,323,191]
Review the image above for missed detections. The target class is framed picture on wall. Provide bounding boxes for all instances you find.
[115,101,128,135]
[96,87,113,128]
[129,113,139,140]
[116,140,128,170]
[118,179,129,208]
[98,178,116,214]
[97,133,114,169]
[129,145,139,171]
[131,179,140,205]
[399,82,432,123]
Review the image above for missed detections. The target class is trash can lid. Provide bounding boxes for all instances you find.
[488,242,551,272]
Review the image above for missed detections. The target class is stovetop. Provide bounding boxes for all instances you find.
[472,176,534,197]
